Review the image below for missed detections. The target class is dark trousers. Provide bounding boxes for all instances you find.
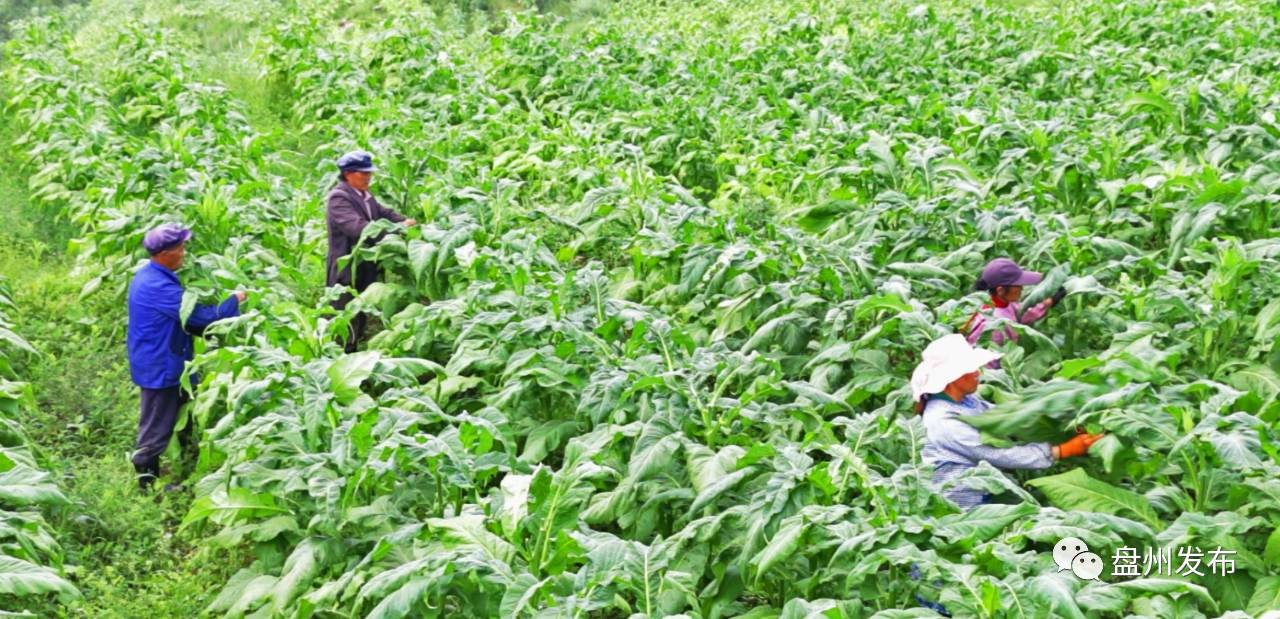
[132,386,192,488]
[331,263,379,353]
[332,291,368,354]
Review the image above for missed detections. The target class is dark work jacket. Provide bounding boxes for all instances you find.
[325,181,407,290]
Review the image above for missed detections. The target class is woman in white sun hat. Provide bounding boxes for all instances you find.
[912,334,1103,509]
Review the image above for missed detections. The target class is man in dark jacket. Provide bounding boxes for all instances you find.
[326,150,416,352]
[127,223,245,490]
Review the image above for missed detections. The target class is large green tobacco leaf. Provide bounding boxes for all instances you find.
[1026,573,1085,619]
[1089,434,1124,473]
[946,462,1041,505]
[777,599,860,619]
[750,519,807,583]
[963,381,1097,443]
[687,465,756,516]
[784,380,853,411]
[1229,364,1280,414]
[426,515,516,564]
[519,419,580,464]
[366,577,435,619]
[1017,265,1070,317]
[271,538,323,614]
[1026,469,1161,529]
[181,487,290,530]
[1106,578,1218,614]
[499,573,551,618]
[1021,524,1122,551]
[934,502,1037,544]
[0,464,69,506]
[1169,412,1266,471]
[867,610,945,619]
[206,569,264,616]
[970,379,1149,444]
[0,556,78,599]
[0,329,34,362]
[354,557,450,618]
[1129,594,1210,619]
[206,570,281,613]
[1248,576,1280,616]
[937,564,1002,618]
[495,473,533,538]
[327,351,381,405]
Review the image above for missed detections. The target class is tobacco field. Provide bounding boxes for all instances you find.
[3,0,1280,616]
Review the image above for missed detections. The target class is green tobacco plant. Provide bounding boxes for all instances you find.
[0,280,78,608]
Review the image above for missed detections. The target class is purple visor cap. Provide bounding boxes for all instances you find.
[980,258,1042,288]
[143,223,192,254]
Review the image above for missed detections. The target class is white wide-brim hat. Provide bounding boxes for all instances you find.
[910,334,1002,402]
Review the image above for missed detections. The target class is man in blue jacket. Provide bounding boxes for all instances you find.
[127,223,245,490]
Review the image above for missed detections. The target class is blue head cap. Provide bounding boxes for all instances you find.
[142,223,192,255]
[336,150,377,173]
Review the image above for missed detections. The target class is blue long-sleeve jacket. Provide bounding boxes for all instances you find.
[920,394,1053,509]
[126,261,239,389]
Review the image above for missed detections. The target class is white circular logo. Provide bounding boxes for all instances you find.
[1072,551,1105,580]
[1053,537,1089,572]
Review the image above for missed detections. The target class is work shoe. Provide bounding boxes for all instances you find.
[137,473,157,492]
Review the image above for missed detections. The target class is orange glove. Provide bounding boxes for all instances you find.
[1056,432,1105,459]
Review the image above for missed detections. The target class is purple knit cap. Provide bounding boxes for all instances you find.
[976,258,1042,291]
[142,223,192,255]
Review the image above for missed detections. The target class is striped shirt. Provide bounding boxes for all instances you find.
[920,393,1053,509]
[356,188,375,219]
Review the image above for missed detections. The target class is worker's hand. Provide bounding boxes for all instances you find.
[1055,432,1105,459]
[234,291,248,303]
[403,218,418,227]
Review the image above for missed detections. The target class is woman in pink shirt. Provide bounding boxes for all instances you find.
[963,258,1065,350]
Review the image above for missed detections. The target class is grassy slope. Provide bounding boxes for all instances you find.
[0,6,284,614]
[0,105,255,616]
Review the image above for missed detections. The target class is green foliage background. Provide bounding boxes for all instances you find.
[1,0,1280,617]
